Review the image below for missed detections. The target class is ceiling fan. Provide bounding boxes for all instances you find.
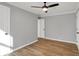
[31,2,59,13]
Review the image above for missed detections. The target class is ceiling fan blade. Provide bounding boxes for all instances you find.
[31,6,42,8]
[48,3,59,8]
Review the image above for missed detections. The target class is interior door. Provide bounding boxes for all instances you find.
[38,19,45,38]
[76,10,79,50]
[0,5,12,55]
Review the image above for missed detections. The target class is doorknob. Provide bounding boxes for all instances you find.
[5,33,8,35]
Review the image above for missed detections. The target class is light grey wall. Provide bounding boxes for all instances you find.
[45,13,77,42]
[0,2,38,49]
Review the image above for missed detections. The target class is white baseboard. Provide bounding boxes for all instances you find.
[45,37,79,50]
[8,37,79,55]
[45,37,77,44]
[11,37,79,52]
[13,40,38,52]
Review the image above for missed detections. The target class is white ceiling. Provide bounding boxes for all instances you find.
[8,2,78,17]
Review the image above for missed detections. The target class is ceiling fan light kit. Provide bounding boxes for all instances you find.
[31,2,59,13]
[42,7,48,11]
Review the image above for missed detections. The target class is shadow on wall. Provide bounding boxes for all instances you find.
[0,29,13,56]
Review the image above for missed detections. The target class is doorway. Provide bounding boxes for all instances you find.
[38,18,45,38]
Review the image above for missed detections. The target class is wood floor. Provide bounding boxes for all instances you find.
[11,38,79,56]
